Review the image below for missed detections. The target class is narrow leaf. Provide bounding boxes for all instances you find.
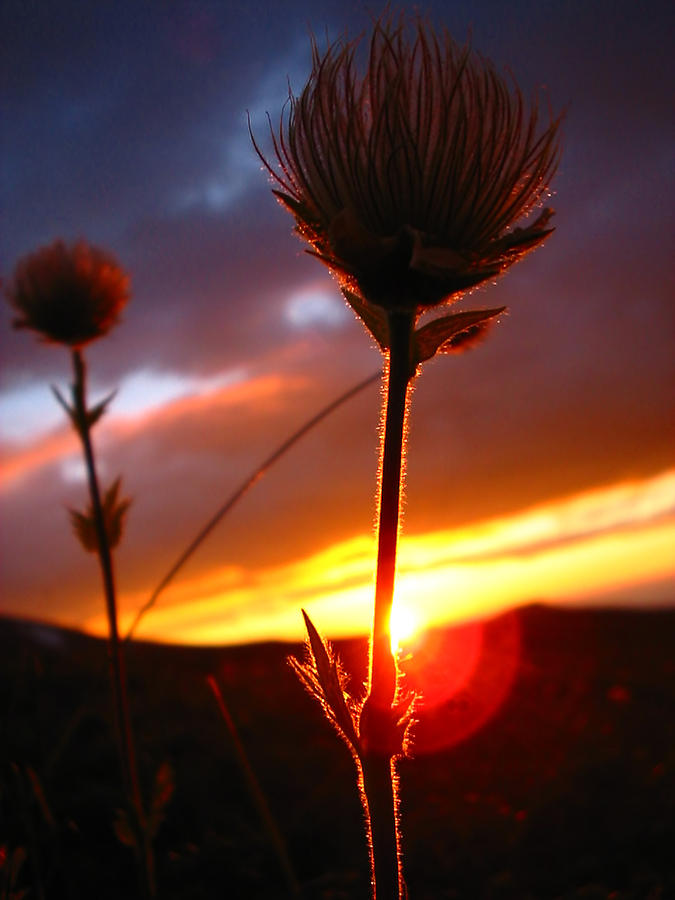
[272,189,313,222]
[147,762,175,839]
[296,610,361,751]
[113,809,137,849]
[413,307,506,368]
[87,389,117,429]
[50,384,78,427]
[301,609,334,694]
[102,477,131,549]
[68,507,98,553]
[341,289,389,352]
[68,477,131,554]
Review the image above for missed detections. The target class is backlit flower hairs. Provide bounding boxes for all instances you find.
[6,239,129,347]
[253,14,560,350]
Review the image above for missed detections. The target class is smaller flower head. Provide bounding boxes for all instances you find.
[5,239,130,347]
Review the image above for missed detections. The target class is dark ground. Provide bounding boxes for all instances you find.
[1,604,673,899]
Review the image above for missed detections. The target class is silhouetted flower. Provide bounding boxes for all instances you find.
[6,240,129,346]
[254,15,560,315]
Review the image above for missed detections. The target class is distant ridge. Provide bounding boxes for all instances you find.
[3,601,674,897]
[2,600,674,653]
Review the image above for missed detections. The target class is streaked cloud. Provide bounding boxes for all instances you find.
[408,470,675,564]
[0,367,247,446]
[1,0,673,645]
[92,469,675,645]
[0,366,284,488]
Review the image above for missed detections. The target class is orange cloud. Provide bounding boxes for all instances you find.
[83,469,675,646]
[0,370,305,490]
[0,429,78,487]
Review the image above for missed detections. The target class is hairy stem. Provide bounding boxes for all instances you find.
[360,310,414,899]
[71,349,155,898]
[361,753,401,900]
[369,311,413,706]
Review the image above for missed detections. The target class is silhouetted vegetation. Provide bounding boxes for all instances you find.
[2,604,673,898]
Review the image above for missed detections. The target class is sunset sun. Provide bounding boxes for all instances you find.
[389,601,421,654]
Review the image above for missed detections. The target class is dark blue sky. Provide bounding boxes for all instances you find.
[1,0,674,635]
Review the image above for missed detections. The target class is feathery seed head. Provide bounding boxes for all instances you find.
[254,14,560,317]
[6,240,130,347]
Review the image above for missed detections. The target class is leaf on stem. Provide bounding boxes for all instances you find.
[85,389,117,429]
[51,384,116,434]
[341,288,389,352]
[51,384,77,428]
[69,477,131,553]
[289,610,361,754]
[412,307,506,370]
[113,808,137,849]
[147,762,175,840]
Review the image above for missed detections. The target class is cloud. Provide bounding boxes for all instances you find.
[168,33,314,216]
[404,470,675,564]
[284,283,350,329]
[84,469,675,645]
[2,0,674,641]
[0,357,380,619]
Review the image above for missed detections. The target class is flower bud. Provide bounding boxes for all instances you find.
[6,239,130,347]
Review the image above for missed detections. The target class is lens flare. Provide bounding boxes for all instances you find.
[399,611,521,752]
[390,601,420,653]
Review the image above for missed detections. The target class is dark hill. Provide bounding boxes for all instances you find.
[1,604,673,898]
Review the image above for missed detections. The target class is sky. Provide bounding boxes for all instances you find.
[1,0,674,647]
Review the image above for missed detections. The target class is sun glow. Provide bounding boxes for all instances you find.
[389,601,421,653]
[74,468,675,646]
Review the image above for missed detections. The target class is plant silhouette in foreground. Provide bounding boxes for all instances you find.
[254,12,560,897]
[5,240,162,898]
[4,241,380,898]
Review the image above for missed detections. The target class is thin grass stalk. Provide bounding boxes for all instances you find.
[125,369,381,641]
[70,349,155,899]
[360,310,414,899]
[207,676,301,898]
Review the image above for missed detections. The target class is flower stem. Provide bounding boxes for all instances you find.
[360,310,414,899]
[370,311,413,707]
[71,349,155,898]
[361,753,401,900]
